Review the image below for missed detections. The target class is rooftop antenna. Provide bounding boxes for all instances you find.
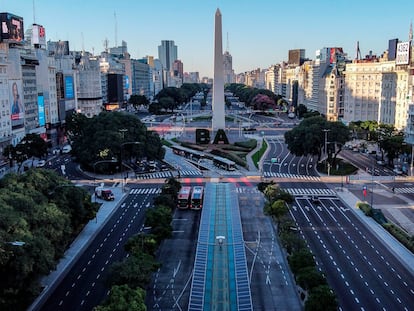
[81,32,84,52]
[356,41,361,60]
[103,38,109,52]
[32,0,36,24]
[114,11,118,47]
[409,20,413,43]
[226,32,229,52]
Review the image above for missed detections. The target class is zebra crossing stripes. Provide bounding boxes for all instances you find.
[284,188,336,196]
[135,170,202,180]
[129,188,162,195]
[264,135,284,140]
[394,187,414,194]
[236,187,261,194]
[263,172,320,181]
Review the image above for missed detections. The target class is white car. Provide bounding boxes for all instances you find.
[393,168,403,175]
[36,160,46,167]
[62,145,72,154]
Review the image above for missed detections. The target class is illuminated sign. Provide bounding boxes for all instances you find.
[38,94,45,126]
[32,24,46,46]
[396,41,410,65]
[0,12,24,43]
[64,75,74,99]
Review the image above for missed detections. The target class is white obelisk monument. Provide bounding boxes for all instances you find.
[212,8,225,133]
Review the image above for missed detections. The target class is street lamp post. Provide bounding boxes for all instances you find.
[120,142,141,192]
[322,129,331,172]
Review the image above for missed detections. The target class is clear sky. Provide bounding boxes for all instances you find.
[1,0,413,78]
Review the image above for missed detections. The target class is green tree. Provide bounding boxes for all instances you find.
[129,95,149,109]
[305,285,338,311]
[0,169,95,310]
[264,199,289,229]
[296,104,308,119]
[284,116,350,167]
[155,87,186,112]
[94,284,146,311]
[296,266,327,291]
[65,111,164,172]
[106,253,159,289]
[145,205,172,242]
[288,248,316,275]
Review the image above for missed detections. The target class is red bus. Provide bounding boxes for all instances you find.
[190,186,204,210]
[177,186,192,209]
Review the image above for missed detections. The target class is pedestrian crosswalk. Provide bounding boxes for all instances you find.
[129,188,162,195]
[394,187,414,194]
[128,186,337,197]
[263,172,320,181]
[135,170,202,180]
[284,188,336,196]
[236,187,261,194]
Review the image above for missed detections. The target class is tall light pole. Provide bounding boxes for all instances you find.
[120,142,141,192]
[322,129,330,172]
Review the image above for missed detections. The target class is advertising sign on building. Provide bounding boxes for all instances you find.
[38,94,45,126]
[32,24,46,46]
[396,41,410,65]
[9,79,24,129]
[0,12,24,43]
[64,75,74,99]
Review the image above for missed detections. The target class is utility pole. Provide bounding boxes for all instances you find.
[322,129,330,172]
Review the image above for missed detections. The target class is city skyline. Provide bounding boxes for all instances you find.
[1,0,413,77]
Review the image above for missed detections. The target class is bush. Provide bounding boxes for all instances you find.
[382,223,414,253]
[234,139,257,150]
[357,201,372,216]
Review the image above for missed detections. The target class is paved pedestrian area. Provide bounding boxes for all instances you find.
[188,183,252,311]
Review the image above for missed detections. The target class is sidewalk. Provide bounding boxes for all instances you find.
[28,185,127,311]
[335,187,414,276]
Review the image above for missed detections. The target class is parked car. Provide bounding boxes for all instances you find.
[36,160,46,167]
[62,145,72,154]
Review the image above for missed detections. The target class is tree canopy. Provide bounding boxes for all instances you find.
[0,169,96,310]
[65,111,165,172]
[284,116,350,167]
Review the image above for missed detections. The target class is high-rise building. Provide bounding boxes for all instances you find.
[158,40,177,71]
[173,59,183,78]
[76,52,103,118]
[131,59,151,98]
[223,51,234,84]
[288,49,306,66]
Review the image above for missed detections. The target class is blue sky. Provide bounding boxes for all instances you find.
[1,0,413,78]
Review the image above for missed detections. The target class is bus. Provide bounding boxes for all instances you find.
[177,186,192,209]
[171,145,205,161]
[212,156,236,171]
[190,186,204,210]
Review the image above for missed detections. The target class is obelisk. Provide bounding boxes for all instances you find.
[212,8,225,133]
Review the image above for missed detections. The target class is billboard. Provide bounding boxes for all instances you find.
[9,80,24,129]
[396,41,410,65]
[64,75,74,99]
[0,13,24,43]
[38,94,45,126]
[32,24,46,46]
[388,38,398,61]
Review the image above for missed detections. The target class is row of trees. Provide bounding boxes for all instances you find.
[65,111,165,173]
[225,83,289,112]
[284,113,411,170]
[148,83,209,114]
[0,169,97,310]
[260,182,338,310]
[94,178,181,311]
[3,133,49,171]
